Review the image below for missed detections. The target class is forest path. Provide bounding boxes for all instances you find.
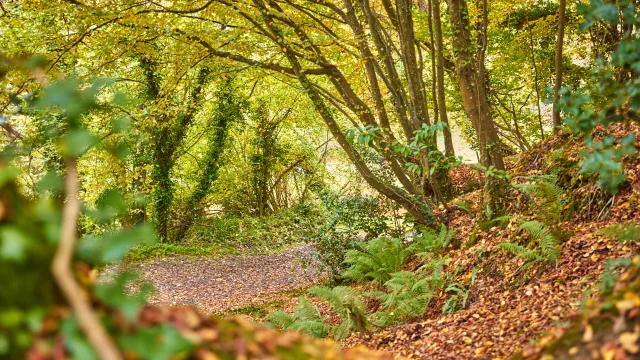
[109,244,320,314]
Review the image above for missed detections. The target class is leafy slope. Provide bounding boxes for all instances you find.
[345,126,640,359]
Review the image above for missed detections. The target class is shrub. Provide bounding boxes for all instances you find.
[266,297,330,338]
[342,237,408,285]
[366,271,431,325]
[407,224,454,256]
[307,286,370,340]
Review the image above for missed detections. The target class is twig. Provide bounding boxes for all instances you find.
[597,195,615,220]
[51,159,122,360]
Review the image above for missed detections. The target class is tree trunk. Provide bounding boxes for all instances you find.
[432,0,455,156]
[553,0,567,131]
[526,10,545,139]
[173,82,239,242]
[447,0,506,218]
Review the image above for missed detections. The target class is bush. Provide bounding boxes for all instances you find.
[183,205,324,254]
[342,236,408,285]
[306,191,398,280]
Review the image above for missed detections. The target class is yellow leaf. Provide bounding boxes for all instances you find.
[620,331,640,353]
[583,324,594,342]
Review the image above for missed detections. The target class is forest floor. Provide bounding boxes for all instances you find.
[104,126,640,359]
[103,244,322,314]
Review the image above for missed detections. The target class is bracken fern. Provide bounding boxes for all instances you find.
[307,286,369,340]
[265,297,330,338]
[342,236,408,285]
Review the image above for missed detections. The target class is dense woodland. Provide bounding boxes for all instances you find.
[1,0,640,359]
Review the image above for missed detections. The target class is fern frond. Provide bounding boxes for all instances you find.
[520,221,559,261]
[491,215,515,227]
[265,310,295,330]
[342,237,407,284]
[442,282,469,314]
[294,297,322,320]
[407,225,455,256]
[308,286,369,339]
[515,175,566,221]
[266,296,329,338]
[369,270,435,326]
[497,242,543,262]
[290,320,331,338]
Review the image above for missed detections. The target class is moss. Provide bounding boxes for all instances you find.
[124,242,239,261]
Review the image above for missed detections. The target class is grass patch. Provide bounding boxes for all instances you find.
[226,305,270,317]
[219,287,313,321]
[125,242,239,261]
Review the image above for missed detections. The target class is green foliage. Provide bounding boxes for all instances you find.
[520,221,560,262]
[125,242,231,261]
[117,324,194,360]
[171,80,242,242]
[497,242,543,262]
[0,74,197,359]
[267,286,370,341]
[597,223,640,242]
[407,224,455,256]
[367,271,431,326]
[599,258,634,295]
[557,0,640,194]
[307,286,369,340]
[266,297,330,338]
[514,175,567,222]
[308,192,395,280]
[366,254,448,325]
[319,191,391,238]
[342,237,408,285]
[497,220,560,265]
[185,206,323,254]
[442,283,470,315]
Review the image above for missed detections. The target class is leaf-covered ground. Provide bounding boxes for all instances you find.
[103,244,321,314]
[341,128,640,359]
[101,126,640,359]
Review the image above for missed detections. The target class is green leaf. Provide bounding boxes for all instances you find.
[118,324,193,360]
[0,166,20,187]
[76,225,156,265]
[60,317,99,360]
[95,272,152,321]
[0,227,31,261]
[62,128,98,157]
[36,170,64,194]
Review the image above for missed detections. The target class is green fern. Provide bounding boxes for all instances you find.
[442,282,469,315]
[597,223,640,242]
[266,297,330,338]
[366,271,431,325]
[366,256,448,325]
[265,310,295,330]
[342,236,408,284]
[497,242,543,262]
[514,175,566,222]
[419,254,447,288]
[455,201,472,212]
[520,221,560,261]
[307,286,369,340]
[490,215,515,228]
[407,224,454,256]
[497,220,560,265]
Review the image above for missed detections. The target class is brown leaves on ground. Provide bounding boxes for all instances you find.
[344,126,640,359]
[106,244,321,314]
[519,258,640,360]
[28,304,398,360]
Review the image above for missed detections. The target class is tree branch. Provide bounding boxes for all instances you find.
[52,159,122,360]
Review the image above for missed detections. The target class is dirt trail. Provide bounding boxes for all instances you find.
[106,244,320,314]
